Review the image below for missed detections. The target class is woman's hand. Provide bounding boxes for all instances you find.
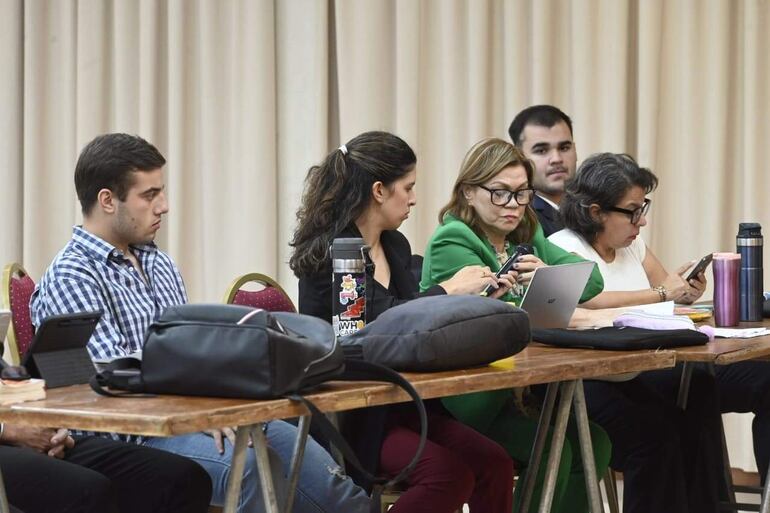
[510,255,547,287]
[660,262,701,303]
[440,265,499,295]
[489,270,517,299]
[681,265,708,304]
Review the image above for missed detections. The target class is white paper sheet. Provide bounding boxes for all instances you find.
[712,328,770,339]
[627,300,675,316]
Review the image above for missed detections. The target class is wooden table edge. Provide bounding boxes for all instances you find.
[0,351,676,437]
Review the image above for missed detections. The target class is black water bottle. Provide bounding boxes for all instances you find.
[737,223,763,322]
[331,237,369,336]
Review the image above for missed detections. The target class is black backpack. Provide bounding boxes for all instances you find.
[90,304,426,502]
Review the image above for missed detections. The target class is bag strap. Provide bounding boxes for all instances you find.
[90,356,426,488]
[289,359,427,489]
[89,358,152,397]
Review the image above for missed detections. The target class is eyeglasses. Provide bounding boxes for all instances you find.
[604,198,651,225]
[478,185,535,206]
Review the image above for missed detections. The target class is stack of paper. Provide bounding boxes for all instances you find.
[0,378,46,405]
[628,301,675,316]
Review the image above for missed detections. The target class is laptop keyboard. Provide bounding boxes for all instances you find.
[34,349,97,388]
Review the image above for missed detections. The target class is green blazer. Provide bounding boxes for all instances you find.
[418,213,604,431]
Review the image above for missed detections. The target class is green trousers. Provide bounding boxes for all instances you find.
[442,388,611,513]
[484,409,611,513]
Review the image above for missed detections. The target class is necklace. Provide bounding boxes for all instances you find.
[490,238,526,298]
[494,240,511,266]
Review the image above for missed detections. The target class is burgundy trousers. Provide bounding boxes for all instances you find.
[379,408,514,513]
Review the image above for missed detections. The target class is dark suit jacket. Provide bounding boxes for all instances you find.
[532,194,564,237]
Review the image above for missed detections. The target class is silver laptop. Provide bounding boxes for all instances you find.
[519,262,595,328]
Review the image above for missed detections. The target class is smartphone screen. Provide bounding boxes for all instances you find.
[686,254,713,282]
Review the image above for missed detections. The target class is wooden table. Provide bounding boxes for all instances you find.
[0,345,676,513]
[673,317,770,512]
[673,319,770,365]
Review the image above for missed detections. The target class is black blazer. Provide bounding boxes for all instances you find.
[297,225,445,488]
[532,194,564,237]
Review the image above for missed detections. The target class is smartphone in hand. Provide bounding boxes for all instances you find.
[480,244,534,296]
[686,253,713,282]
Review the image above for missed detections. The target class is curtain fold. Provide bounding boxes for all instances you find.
[2,0,768,471]
[4,0,769,323]
[22,0,79,274]
[0,0,24,269]
[275,0,332,289]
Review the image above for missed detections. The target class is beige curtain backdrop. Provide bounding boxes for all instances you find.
[1,0,769,471]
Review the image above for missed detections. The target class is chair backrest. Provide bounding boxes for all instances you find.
[1,263,36,364]
[223,272,296,313]
[410,254,424,284]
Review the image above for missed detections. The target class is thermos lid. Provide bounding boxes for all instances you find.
[738,223,763,239]
[331,237,367,259]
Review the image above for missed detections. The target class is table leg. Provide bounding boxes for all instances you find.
[756,452,770,513]
[704,362,739,506]
[518,382,559,513]
[325,412,346,470]
[573,379,603,513]
[223,425,252,513]
[683,362,740,508]
[677,362,693,409]
[251,423,281,513]
[0,463,10,513]
[285,415,311,513]
[538,380,577,513]
[604,470,620,513]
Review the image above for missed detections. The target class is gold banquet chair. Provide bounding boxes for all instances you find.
[223,272,296,312]
[1,262,37,364]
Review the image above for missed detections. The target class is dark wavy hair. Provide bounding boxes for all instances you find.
[560,153,658,243]
[508,105,573,147]
[75,133,166,215]
[439,138,538,244]
[289,131,416,276]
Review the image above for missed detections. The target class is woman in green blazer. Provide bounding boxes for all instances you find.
[420,137,609,513]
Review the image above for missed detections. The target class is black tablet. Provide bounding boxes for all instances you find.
[23,312,102,388]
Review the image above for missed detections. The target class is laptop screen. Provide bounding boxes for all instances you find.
[519,262,595,329]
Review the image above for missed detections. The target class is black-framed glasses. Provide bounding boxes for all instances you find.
[478,185,535,206]
[604,198,651,224]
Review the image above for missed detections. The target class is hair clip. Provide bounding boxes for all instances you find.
[339,144,348,156]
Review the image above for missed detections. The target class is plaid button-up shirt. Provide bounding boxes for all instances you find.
[31,226,187,361]
[30,226,188,443]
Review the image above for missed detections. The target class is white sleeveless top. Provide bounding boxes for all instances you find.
[548,228,651,291]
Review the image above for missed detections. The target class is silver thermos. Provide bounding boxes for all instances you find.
[331,237,369,336]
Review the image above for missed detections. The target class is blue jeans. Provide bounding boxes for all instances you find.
[143,420,371,513]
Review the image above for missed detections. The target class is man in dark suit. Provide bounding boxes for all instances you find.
[530,190,562,237]
[508,105,577,236]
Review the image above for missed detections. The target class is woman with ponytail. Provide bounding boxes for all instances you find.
[291,131,516,513]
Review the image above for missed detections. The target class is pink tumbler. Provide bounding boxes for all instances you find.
[713,253,741,327]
